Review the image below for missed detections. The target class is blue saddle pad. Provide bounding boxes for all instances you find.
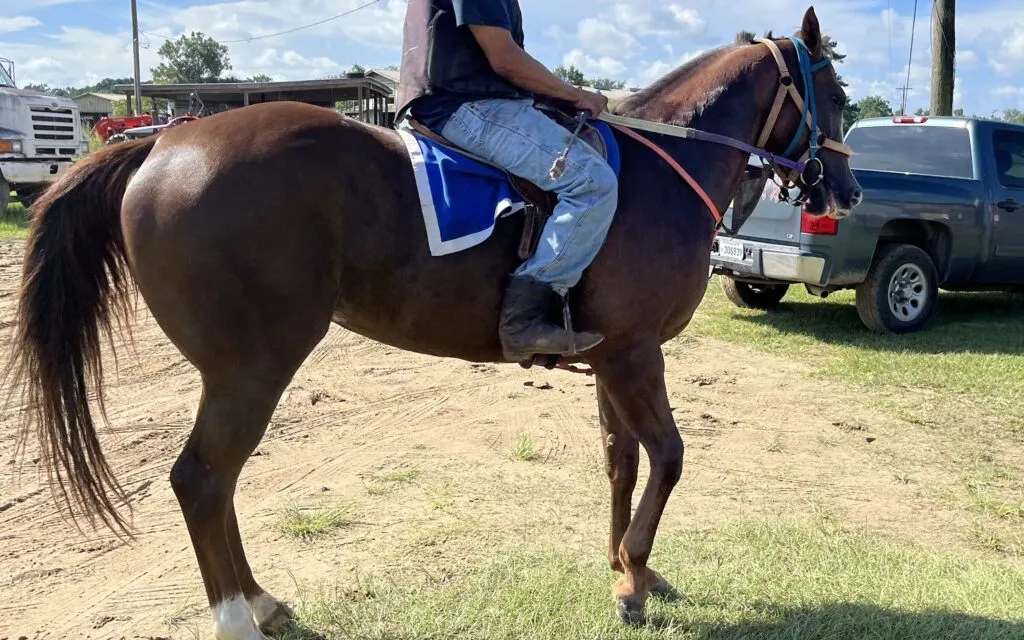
[398,121,621,256]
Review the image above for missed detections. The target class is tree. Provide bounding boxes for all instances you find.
[914,106,966,117]
[151,32,231,83]
[554,64,585,86]
[592,78,626,91]
[248,74,273,82]
[821,34,861,132]
[997,108,1024,124]
[856,95,894,119]
[23,83,70,97]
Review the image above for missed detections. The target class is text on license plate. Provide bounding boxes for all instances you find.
[717,239,745,261]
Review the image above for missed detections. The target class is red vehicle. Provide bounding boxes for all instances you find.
[119,114,198,141]
[92,114,152,143]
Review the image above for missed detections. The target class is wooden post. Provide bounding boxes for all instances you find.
[930,0,955,116]
[358,86,365,122]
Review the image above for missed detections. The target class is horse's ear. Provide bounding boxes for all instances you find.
[800,6,822,57]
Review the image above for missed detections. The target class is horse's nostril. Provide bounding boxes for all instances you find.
[850,189,863,206]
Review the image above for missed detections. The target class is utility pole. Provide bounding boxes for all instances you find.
[930,0,955,116]
[130,0,143,116]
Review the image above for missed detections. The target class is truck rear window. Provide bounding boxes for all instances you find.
[845,125,974,179]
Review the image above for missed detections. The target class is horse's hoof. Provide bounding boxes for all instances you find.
[250,593,295,634]
[648,569,681,601]
[615,595,646,626]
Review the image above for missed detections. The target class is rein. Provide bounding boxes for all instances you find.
[596,36,854,233]
[554,37,853,378]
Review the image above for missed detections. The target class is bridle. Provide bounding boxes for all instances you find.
[753,36,854,206]
[601,34,855,226]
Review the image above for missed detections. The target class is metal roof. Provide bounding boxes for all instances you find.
[112,76,392,104]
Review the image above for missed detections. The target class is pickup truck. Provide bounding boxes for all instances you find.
[710,115,1024,333]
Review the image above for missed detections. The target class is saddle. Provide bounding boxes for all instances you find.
[405,100,612,261]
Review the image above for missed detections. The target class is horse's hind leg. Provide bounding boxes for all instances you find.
[592,341,683,625]
[159,302,331,638]
[171,372,300,639]
[597,382,639,573]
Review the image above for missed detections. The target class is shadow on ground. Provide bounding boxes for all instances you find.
[669,600,1024,640]
[735,291,1024,355]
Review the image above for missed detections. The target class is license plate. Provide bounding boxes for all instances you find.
[716,238,746,262]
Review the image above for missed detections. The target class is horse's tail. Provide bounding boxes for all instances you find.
[4,136,157,536]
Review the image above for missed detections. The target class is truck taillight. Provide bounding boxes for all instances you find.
[800,209,839,235]
[893,115,928,124]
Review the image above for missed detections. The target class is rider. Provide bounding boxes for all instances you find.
[395,0,618,363]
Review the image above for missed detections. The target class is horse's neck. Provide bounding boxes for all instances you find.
[620,58,778,217]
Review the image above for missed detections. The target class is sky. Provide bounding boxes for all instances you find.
[1,0,1022,117]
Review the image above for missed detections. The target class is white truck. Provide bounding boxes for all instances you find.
[1,58,89,211]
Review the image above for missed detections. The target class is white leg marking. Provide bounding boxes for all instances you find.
[212,595,267,640]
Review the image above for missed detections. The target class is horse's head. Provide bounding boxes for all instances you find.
[756,7,862,219]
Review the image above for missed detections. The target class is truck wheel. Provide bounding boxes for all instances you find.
[856,244,938,334]
[721,277,790,310]
[15,184,46,207]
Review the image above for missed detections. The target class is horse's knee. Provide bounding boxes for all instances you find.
[652,437,684,487]
[170,446,228,513]
[606,447,640,487]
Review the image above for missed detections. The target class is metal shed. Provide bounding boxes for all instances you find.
[113,76,393,126]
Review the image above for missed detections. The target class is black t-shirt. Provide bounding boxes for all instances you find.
[411,0,528,132]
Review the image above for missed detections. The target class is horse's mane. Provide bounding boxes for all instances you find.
[614,30,780,121]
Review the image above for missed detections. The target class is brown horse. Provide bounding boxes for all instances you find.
[5,6,860,638]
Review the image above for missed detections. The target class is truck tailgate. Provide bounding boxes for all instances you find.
[722,184,802,247]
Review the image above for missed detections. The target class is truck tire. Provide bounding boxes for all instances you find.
[15,184,46,208]
[856,244,938,334]
[721,277,790,310]
[0,177,9,213]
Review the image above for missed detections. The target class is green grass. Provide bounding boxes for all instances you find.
[366,467,422,495]
[274,502,354,542]
[1,200,29,240]
[689,280,1024,435]
[276,519,1024,639]
[682,280,1024,558]
[508,433,540,462]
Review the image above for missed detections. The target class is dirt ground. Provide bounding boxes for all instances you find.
[0,239,979,639]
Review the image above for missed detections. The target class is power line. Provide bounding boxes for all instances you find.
[142,0,384,45]
[887,0,892,74]
[903,0,920,115]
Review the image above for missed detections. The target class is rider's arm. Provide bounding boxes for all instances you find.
[468,25,585,104]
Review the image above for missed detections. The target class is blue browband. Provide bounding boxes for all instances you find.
[782,35,833,159]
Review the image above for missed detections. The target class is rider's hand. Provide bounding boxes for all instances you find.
[573,89,609,117]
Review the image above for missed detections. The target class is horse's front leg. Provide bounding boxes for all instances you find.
[592,341,683,624]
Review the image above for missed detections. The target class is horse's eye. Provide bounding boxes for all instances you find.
[831,95,846,108]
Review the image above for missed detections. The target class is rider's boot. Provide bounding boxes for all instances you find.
[498,275,604,363]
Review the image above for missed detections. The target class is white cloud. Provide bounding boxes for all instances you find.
[606,2,706,38]
[0,16,42,33]
[149,0,407,52]
[958,50,981,69]
[993,86,1024,109]
[562,48,627,78]
[5,0,1023,119]
[630,49,705,88]
[250,48,345,79]
[576,19,641,58]
[1002,24,1024,60]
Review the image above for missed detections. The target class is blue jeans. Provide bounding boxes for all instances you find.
[440,98,619,296]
